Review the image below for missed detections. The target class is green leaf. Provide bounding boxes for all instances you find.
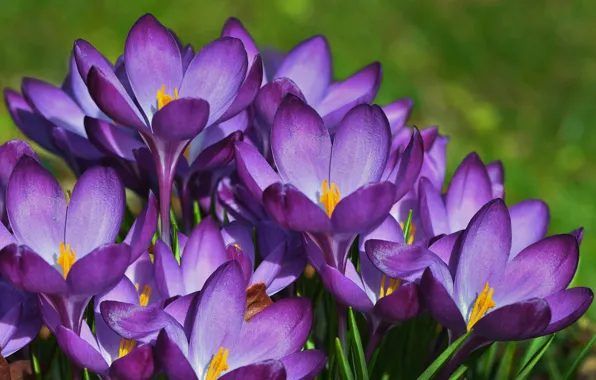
[518,335,551,372]
[516,334,554,379]
[495,342,516,380]
[347,308,369,380]
[193,200,202,225]
[335,337,355,380]
[564,333,596,380]
[448,365,468,380]
[403,209,413,241]
[416,330,472,380]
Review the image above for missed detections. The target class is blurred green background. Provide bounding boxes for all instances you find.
[1,0,595,316]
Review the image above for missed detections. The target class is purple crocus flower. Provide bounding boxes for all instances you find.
[0,140,38,227]
[367,199,593,374]
[79,14,255,247]
[419,152,549,255]
[0,278,41,358]
[101,261,326,380]
[235,95,421,274]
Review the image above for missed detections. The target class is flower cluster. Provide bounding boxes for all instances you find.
[0,13,592,380]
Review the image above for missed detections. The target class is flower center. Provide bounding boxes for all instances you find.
[467,282,496,331]
[57,242,76,279]
[206,347,229,380]
[320,180,340,218]
[379,274,401,298]
[399,222,417,245]
[156,84,179,110]
[118,284,153,358]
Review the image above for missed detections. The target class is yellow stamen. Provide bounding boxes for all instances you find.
[183,145,191,161]
[65,190,72,205]
[206,347,229,380]
[467,282,496,331]
[379,274,401,298]
[399,222,417,245]
[118,337,137,358]
[319,180,340,218]
[57,242,76,279]
[156,84,179,110]
[138,284,152,307]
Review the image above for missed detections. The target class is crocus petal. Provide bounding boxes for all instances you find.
[222,221,255,264]
[428,231,463,267]
[445,153,493,232]
[331,182,396,235]
[123,192,158,263]
[571,227,584,245]
[153,240,184,298]
[319,265,374,312]
[73,39,115,86]
[55,325,109,374]
[180,37,248,125]
[453,199,511,318]
[251,241,285,291]
[231,298,312,368]
[181,218,227,293]
[221,360,286,380]
[7,157,66,261]
[68,244,131,296]
[191,261,246,369]
[486,161,504,199]
[220,55,264,121]
[66,54,105,119]
[84,117,145,161]
[0,224,16,251]
[163,292,199,338]
[190,130,243,172]
[393,128,424,201]
[418,177,449,236]
[3,89,58,154]
[509,199,549,259]
[254,78,305,127]
[383,98,413,133]
[65,167,124,256]
[110,344,155,380]
[21,78,86,136]
[234,141,280,200]
[151,98,209,140]
[420,268,466,334]
[275,36,331,105]
[374,282,420,323]
[0,304,21,353]
[125,14,183,119]
[496,234,579,305]
[0,140,38,225]
[271,95,331,202]
[318,63,382,130]
[155,329,198,380]
[221,18,260,68]
[473,298,551,341]
[280,350,327,380]
[330,104,390,197]
[263,183,331,233]
[0,244,67,294]
[543,287,593,334]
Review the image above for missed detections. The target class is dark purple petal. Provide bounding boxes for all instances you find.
[262,183,331,233]
[496,234,578,305]
[221,18,260,70]
[65,166,124,256]
[123,192,158,263]
[331,182,396,234]
[180,37,248,125]
[7,157,66,261]
[486,161,504,199]
[374,282,420,323]
[0,304,21,354]
[543,287,593,334]
[110,344,156,380]
[393,128,424,201]
[125,14,183,119]
[420,268,466,334]
[0,244,67,294]
[84,117,144,161]
[221,360,286,380]
[68,244,131,296]
[275,36,331,105]
[0,224,16,251]
[280,350,326,380]
[383,98,413,133]
[153,239,184,298]
[330,104,390,197]
[453,199,511,318]
[571,227,584,245]
[155,329,198,380]
[55,325,109,374]
[66,53,105,119]
[473,298,551,341]
[234,141,280,200]
[419,177,449,236]
[220,55,263,121]
[73,39,114,86]
[0,140,38,225]
[445,153,493,232]
[318,63,382,130]
[509,199,549,258]
[254,78,305,127]
[151,98,209,140]
[271,95,331,202]
[319,265,373,312]
[190,130,243,172]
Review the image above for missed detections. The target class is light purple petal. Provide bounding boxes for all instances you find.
[320,265,374,312]
[280,350,326,380]
[543,287,593,334]
[509,199,549,259]
[221,18,260,70]
[220,55,263,121]
[234,141,280,201]
[393,128,424,201]
[383,98,413,133]
[0,140,38,225]
[123,192,158,263]
[55,325,109,374]
[418,177,449,237]
[486,160,504,199]
[254,78,305,127]
[222,221,255,264]
[153,239,184,298]
[0,304,21,354]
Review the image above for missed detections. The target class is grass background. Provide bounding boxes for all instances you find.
[1,0,595,319]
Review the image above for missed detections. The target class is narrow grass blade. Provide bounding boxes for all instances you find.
[515,334,555,380]
[416,330,472,380]
[564,333,596,380]
[348,308,369,380]
[335,337,355,380]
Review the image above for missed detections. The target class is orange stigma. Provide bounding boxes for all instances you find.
[206,347,229,380]
[156,84,179,110]
[320,180,340,218]
[379,274,401,298]
[57,242,76,279]
[467,282,496,331]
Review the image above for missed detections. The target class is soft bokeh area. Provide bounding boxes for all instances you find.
[1,0,595,316]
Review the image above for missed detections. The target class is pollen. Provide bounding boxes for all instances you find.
[206,347,229,380]
[467,282,496,331]
[57,242,76,279]
[156,84,179,110]
[118,338,136,358]
[320,180,340,218]
[379,274,401,298]
[135,284,152,307]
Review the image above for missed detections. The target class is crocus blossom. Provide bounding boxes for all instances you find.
[0,279,41,358]
[0,140,38,226]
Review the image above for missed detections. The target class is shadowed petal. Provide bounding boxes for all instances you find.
[509,200,549,258]
[319,265,373,312]
[221,360,286,380]
[281,350,326,380]
[153,240,184,298]
[0,304,21,353]
[0,140,38,225]
[110,344,156,380]
[543,287,593,334]
[55,325,109,374]
[220,55,263,121]
[151,98,209,140]
[221,18,260,70]
[374,282,420,323]
[254,78,305,127]
[383,98,413,133]
[419,177,449,237]
[420,268,466,335]
[123,192,158,263]
[84,117,144,161]
[234,142,280,200]
[393,128,424,201]
[156,329,198,380]
[486,161,504,199]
